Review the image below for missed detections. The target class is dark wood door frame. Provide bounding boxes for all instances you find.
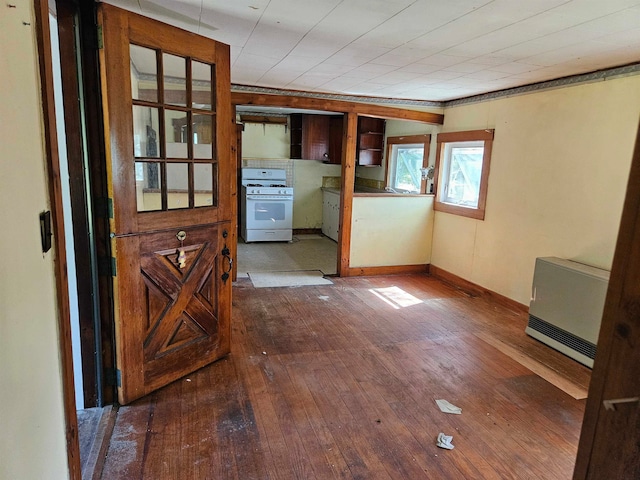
[54,0,115,408]
[34,0,82,477]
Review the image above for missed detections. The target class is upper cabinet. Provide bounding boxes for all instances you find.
[356,116,385,166]
[290,113,385,166]
[290,113,342,163]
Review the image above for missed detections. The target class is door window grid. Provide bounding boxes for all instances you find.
[130,43,216,212]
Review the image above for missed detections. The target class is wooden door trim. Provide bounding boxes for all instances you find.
[34,0,81,478]
[231,91,444,125]
[55,0,103,408]
[573,123,640,478]
[338,113,357,276]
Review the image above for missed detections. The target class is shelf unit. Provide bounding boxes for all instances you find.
[356,116,385,166]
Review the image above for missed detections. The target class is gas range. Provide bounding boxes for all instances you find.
[240,168,294,242]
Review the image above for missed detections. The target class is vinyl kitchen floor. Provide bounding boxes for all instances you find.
[236,234,338,277]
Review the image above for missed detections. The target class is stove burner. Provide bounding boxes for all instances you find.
[246,183,262,187]
[271,184,287,187]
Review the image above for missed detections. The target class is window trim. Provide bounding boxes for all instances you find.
[384,134,431,194]
[433,129,494,220]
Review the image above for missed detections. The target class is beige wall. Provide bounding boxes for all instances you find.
[432,76,640,305]
[350,196,434,267]
[242,122,290,159]
[0,2,70,479]
[293,160,341,229]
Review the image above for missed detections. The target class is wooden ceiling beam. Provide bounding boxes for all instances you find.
[231,92,444,125]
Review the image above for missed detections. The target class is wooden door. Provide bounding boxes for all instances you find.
[98,4,233,404]
[573,125,640,477]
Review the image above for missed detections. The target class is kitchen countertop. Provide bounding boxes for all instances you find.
[322,186,433,197]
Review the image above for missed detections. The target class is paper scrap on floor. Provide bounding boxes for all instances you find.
[436,432,455,450]
[436,399,462,414]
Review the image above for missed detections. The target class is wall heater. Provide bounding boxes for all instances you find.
[526,257,610,368]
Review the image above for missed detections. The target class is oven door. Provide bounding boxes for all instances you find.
[245,194,293,231]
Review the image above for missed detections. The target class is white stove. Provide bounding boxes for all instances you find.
[240,168,293,242]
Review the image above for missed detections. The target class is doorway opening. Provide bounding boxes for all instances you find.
[234,119,340,282]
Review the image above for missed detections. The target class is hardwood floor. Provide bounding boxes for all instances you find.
[100,274,590,479]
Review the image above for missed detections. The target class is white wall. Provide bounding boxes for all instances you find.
[0,2,70,479]
[350,196,434,267]
[432,76,640,305]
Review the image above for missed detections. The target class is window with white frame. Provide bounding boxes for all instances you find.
[434,130,494,220]
[385,134,431,194]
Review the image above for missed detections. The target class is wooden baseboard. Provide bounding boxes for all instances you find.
[429,265,528,314]
[345,264,430,277]
[293,228,323,235]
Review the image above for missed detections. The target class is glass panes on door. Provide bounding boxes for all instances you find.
[130,44,216,212]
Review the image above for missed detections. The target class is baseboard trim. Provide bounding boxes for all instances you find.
[346,264,430,277]
[429,265,528,314]
[293,228,323,235]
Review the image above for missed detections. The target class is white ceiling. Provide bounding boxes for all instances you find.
[105,0,640,103]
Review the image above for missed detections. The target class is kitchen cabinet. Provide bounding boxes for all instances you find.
[322,189,340,242]
[290,113,343,163]
[357,116,385,166]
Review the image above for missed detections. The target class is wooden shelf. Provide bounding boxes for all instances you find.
[357,116,385,166]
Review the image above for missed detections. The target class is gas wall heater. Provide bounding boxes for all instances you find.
[526,257,610,368]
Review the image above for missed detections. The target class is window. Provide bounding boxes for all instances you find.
[385,134,431,194]
[434,129,494,220]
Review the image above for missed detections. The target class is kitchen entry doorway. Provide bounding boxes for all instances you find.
[236,234,337,278]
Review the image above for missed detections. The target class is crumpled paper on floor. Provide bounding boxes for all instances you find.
[436,432,455,450]
[435,399,462,414]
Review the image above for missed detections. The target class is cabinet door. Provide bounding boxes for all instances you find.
[303,115,331,160]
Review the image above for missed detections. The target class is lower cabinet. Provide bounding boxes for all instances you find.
[322,190,340,242]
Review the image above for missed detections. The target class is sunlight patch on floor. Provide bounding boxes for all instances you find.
[369,286,423,309]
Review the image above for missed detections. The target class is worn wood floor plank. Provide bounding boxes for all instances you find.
[100,274,589,479]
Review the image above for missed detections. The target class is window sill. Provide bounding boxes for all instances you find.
[434,200,485,220]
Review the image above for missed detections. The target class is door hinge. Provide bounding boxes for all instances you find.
[105,368,121,387]
[97,25,103,50]
[97,256,117,277]
[94,197,113,219]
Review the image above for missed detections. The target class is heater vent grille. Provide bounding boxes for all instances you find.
[528,315,596,360]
